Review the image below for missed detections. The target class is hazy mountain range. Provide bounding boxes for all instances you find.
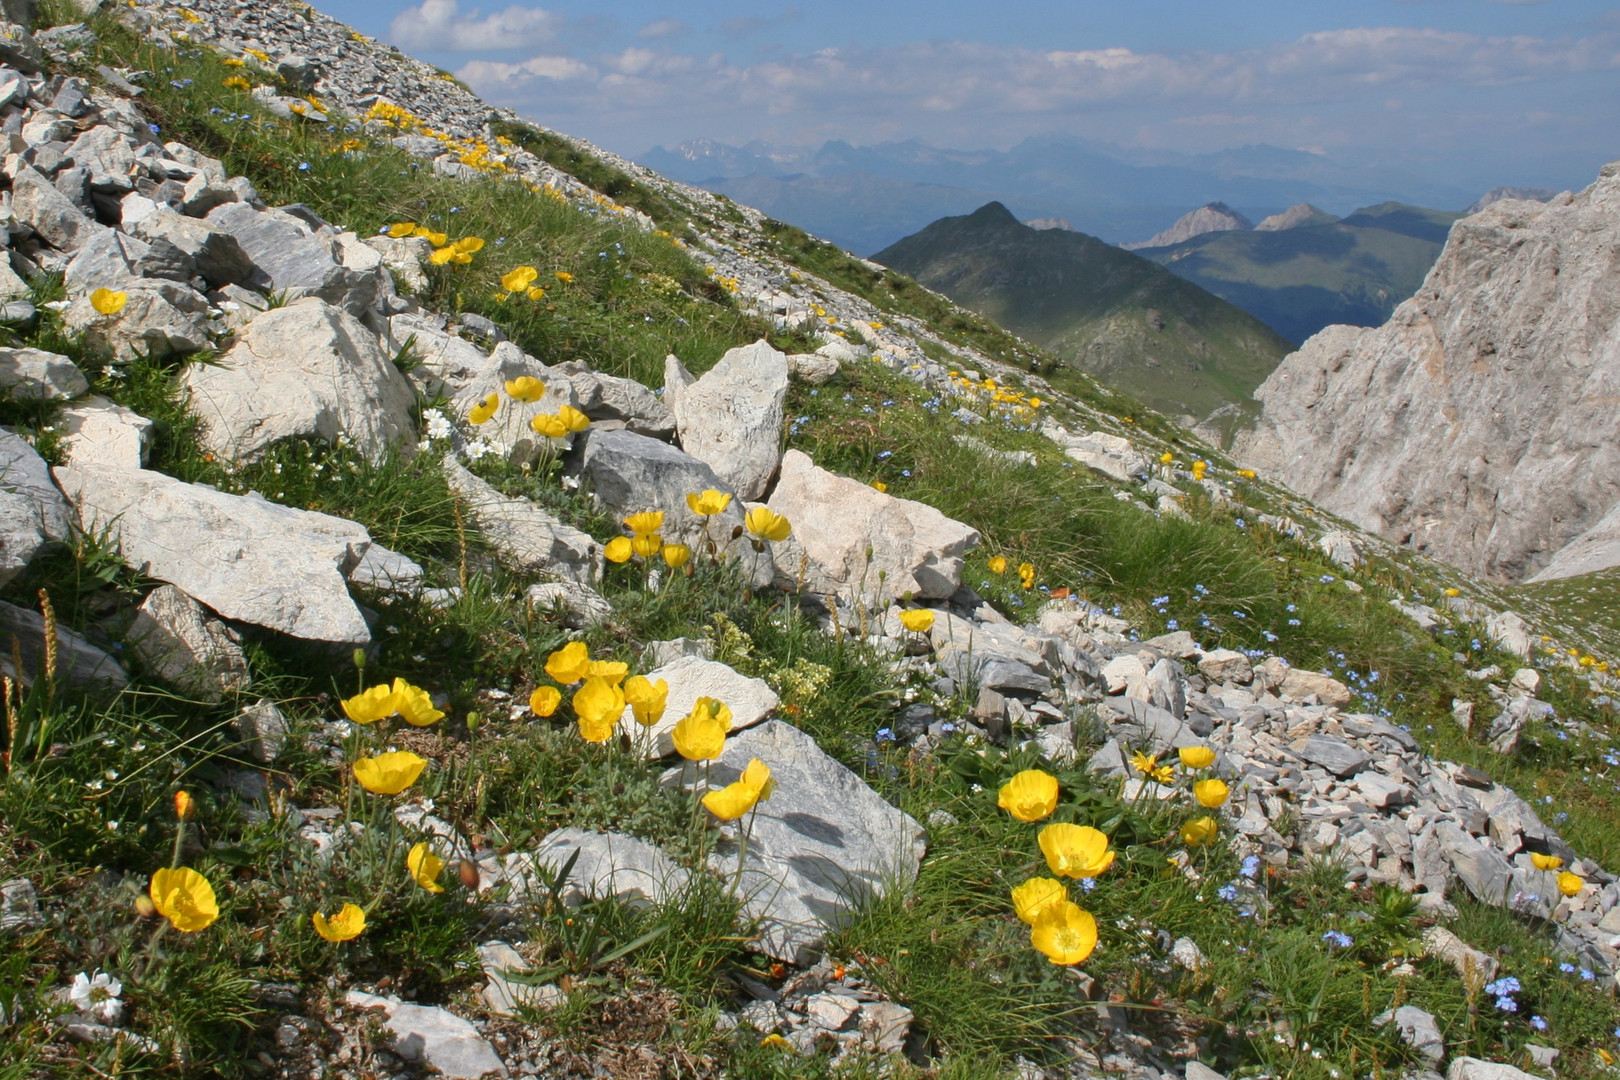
[639,135,1480,255]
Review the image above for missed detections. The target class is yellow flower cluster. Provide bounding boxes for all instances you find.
[996,769,1107,965]
[945,371,1043,421]
[603,509,690,569]
[497,265,547,302]
[361,102,516,177]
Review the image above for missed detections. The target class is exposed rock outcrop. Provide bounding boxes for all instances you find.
[1234,162,1620,582]
[1123,202,1252,250]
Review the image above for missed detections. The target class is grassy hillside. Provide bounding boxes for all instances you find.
[874,203,1295,421]
[3,7,1620,1080]
[1136,202,1462,345]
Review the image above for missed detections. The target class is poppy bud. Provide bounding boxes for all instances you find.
[730,525,744,541]
[352,648,367,672]
[465,711,480,732]
[134,894,157,918]
[458,859,481,891]
[174,790,195,821]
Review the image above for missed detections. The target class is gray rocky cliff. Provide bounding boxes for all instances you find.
[1232,161,1620,583]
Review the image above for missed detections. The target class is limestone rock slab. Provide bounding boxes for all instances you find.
[696,720,926,964]
[618,654,778,758]
[54,464,373,644]
[526,828,688,909]
[127,585,250,702]
[184,298,417,464]
[766,449,978,602]
[343,992,506,1079]
[664,341,787,500]
[443,458,600,585]
[0,430,72,585]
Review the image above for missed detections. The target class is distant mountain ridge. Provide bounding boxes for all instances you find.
[638,135,1478,253]
[873,203,1294,421]
[1131,201,1463,345]
[1121,202,1252,250]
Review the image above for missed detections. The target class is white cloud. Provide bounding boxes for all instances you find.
[458,54,593,86]
[638,18,688,41]
[390,0,562,53]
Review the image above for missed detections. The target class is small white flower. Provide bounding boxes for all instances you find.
[423,409,451,441]
[463,438,494,461]
[69,971,123,1024]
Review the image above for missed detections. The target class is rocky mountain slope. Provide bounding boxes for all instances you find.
[1120,202,1253,250]
[1231,169,1620,585]
[873,202,1294,421]
[1133,202,1462,345]
[0,2,1616,1079]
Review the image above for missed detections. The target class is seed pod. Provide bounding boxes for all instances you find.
[458,859,481,891]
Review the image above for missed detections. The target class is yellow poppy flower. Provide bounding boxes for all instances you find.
[343,683,397,724]
[573,677,625,743]
[624,510,665,537]
[631,533,662,560]
[390,678,443,727]
[468,392,499,424]
[1529,852,1563,871]
[899,609,935,633]
[672,698,731,761]
[1038,823,1115,879]
[744,506,791,542]
[504,375,545,402]
[526,286,547,301]
[604,536,633,563]
[149,867,218,932]
[555,271,573,283]
[1181,816,1218,847]
[1030,900,1097,965]
[90,288,127,315]
[544,641,590,684]
[686,489,732,516]
[585,659,628,685]
[407,842,445,893]
[703,779,761,821]
[386,221,417,238]
[352,751,427,795]
[1129,750,1175,784]
[760,1033,790,1050]
[1011,877,1066,925]
[557,405,591,432]
[530,412,568,439]
[1159,452,1174,465]
[1557,871,1585,897]
[662,543,691,568]
[1178,746,1216,770]
[1018,562,1036,590]
[623,676,668,727]
[429,245,459,266]
[500,266,539,292]
[988,556,1007,574]
[453,237,485,254]
[529,685,561,717]
[1193,779,1229,809]
[998,769,1059,823]
[739,758,775,802]
[415,228,448,246]
[312,903,366,942]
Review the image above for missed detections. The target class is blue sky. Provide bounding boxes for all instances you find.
[310,0,1619,192]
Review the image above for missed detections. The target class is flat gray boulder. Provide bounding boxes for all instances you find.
[0,597,126,691]
[1294,734,1371,777]
[130,209,253,288]
[127,585,250,702]
[767,449,979,603]
[64,279,212,363]
[695,721,926,964]
[443,458,599,585]
[11,164,97,251]
[523,827,689,909]
[59,396,152,471]
[616,654,777,758]
[0,430,72,585]
[184,298,417,464]
[555,359,674,440]
[343,992,506,1079]
[664,340,787,499]
[54,464,375,644]
[204,202,369,313]
[0,347,88,400]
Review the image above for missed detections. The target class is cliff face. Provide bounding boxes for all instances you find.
[1233,162,1620,583]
